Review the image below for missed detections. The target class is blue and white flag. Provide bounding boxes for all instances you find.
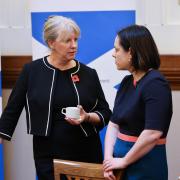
[0,54,4,180]
[30,0,136,109]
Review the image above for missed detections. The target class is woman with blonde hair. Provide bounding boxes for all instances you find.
[0,15,111,180]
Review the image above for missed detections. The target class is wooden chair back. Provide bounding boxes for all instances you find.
[54,159,123,180]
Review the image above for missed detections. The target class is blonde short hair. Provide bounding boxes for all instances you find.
[43,15,80,47]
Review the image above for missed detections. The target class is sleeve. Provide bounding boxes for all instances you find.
[142,78,172,134]
[91,69,112,130]
[110,75,130,124]
[0,63,29,140]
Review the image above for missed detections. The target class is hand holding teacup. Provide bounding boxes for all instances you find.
[61,105,88,125]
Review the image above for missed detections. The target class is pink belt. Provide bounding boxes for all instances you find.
[118,132,166,145]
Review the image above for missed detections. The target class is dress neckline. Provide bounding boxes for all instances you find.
[44,56,78,73]
[132,69,154,87]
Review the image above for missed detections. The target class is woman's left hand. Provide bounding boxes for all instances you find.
[104,170,116,180]
[103,158,127,171]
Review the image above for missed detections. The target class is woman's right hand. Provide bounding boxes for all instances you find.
[0,138,3,144]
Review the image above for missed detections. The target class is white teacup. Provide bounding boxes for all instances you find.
[61,107,80,119]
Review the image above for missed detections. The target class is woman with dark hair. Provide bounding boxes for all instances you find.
[103,25,172,180]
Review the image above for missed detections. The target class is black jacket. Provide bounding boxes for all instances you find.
[0,57,111,140]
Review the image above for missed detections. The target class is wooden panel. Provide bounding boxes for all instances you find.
[1,55,180,90]
[1,56,32,88]
[160,55,180,90]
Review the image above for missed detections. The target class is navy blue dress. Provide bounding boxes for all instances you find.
[111,70,172,180]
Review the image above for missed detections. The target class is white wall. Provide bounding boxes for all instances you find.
[136,0,180,54]
[167,91,180,180]
[0,0,32,55]
[0,0,180,180]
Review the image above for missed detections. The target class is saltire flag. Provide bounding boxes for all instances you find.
[31,10,135,108]
[0,53,4,180]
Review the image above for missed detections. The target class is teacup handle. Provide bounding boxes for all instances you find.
[61,108,66,115]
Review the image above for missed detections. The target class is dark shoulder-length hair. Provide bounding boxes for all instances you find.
[117,25,160,71]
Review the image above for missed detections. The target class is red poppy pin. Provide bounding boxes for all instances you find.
[71,75,80,82]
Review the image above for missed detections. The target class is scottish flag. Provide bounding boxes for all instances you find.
[31,10,135,108]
